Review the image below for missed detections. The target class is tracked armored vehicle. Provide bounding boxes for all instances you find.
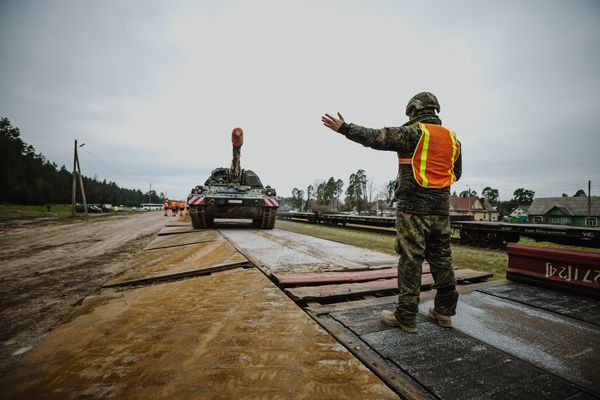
[187,128,279,229]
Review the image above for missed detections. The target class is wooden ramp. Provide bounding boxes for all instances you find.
[1,269,397,400]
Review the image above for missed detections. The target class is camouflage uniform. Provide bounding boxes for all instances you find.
[339,109,462,328]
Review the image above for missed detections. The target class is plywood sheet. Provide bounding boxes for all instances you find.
[158,225,196,236]
[144,230,220,250]
[220,229,397,274]
[104,238,247,287]
[0,269,398,400]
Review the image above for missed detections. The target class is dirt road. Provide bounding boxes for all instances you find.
[0,212,167,376]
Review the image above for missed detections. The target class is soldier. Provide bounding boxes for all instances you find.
[322,92,462,333]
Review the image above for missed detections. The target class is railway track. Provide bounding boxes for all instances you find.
[278,216,512,249]
[278,211,600,248]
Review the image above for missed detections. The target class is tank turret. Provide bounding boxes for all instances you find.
[187,127,279,229]
[230,127,243,183]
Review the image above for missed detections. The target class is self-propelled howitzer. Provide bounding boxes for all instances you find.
[187,128,279,229]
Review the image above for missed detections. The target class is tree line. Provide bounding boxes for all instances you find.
[285,169,392,213]
[284,172,540,217]
[0,118,156,206]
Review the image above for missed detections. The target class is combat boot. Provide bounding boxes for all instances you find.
[380,310,417,333]
[428,307,452,328]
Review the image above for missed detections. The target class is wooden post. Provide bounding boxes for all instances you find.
[588,180,592,226]
[76,149,88,216]
[71,140,77,216]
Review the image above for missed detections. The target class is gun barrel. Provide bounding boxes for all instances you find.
[230,127,243,181]
[232,127,244,148]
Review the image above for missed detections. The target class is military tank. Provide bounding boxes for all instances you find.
[187,128,279,229]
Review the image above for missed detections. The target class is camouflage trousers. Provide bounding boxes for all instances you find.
[394,212,458,327]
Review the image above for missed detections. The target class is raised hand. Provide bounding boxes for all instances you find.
[321,112,345,132]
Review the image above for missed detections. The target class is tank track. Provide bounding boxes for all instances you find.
[190,207,213,229]
[260,207,276,229]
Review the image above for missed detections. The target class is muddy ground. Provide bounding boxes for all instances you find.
[0,211,167,376]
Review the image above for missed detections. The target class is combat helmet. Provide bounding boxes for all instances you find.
[405,92,440,117]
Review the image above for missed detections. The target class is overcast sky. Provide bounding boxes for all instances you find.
[1,0,599,202]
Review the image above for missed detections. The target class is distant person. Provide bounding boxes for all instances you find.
[46,204,51,212]
[322,92,462,333]
[171,200,178,217]
[179,201,185,217]
[163,199,169,217]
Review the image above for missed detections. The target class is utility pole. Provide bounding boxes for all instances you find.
[71,140,88,216]
[468,185,472,216]
[76,143,88,215]
[71,140,77,216]
[588,180,592,226]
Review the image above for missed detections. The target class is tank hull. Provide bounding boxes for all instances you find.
[188,193,278,229]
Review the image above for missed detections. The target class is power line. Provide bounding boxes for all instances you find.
[80,146,128,182]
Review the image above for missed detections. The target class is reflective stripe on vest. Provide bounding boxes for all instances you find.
[398,123,460,188]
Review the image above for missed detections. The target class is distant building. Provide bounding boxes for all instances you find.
[509,205,530,223]
[527,196,599,226]
[450,196,498,222]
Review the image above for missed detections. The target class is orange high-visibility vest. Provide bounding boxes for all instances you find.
[399,123,460,188]
[171,201,178,208]
[179,202,185,208]
[163,200,169,208]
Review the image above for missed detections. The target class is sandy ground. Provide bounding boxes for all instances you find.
[0,211,168,376]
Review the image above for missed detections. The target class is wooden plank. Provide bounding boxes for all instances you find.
[275,268,397,286]
[305,295,397,316]
[157,226,197,236]
[273,264,466,287]
[454,268,493,282]
[286,269,493,302]
[305,281,507,316]
[286,276,431,302]
[103,261,250,288]
[144,230,220,250]
[104,238,247,287]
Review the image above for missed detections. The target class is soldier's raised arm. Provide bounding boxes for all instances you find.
[321,112,411,152]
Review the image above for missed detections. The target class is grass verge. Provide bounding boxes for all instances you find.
[0,204,73,220]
